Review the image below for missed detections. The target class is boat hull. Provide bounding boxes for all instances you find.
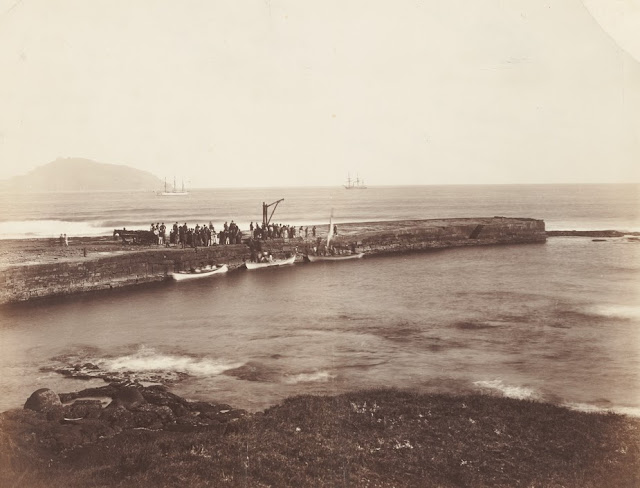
[245,254,296,269]
[172,264,228,281]
[306,252,364,262]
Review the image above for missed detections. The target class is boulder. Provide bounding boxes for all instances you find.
[112,387,146,409]
[24,388,62,412]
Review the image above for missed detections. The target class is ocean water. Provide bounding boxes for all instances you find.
[0,184,638,415]
[0,184,638,239]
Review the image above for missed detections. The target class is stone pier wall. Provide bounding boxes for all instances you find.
[0,217,545,305]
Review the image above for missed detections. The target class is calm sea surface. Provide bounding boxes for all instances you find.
[0,184,638,238]
[0,184,638,414]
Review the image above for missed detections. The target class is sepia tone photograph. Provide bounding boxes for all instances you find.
[0,1,639,486]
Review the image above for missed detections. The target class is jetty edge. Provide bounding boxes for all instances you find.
[0,217,546,305]
[1,383,638,487]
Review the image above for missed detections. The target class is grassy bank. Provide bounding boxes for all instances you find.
[2,388,638,487]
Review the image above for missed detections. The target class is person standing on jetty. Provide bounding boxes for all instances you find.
[64,234,68,246]
[159,223,166,246]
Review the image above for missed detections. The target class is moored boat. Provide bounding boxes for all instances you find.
[305,211,365,262]
[306,252,364,262]
[244,254,296,270]
[171,264,228,281]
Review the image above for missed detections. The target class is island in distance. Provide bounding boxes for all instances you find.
[0,157,163,192]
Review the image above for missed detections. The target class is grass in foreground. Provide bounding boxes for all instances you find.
[2,389,639,487]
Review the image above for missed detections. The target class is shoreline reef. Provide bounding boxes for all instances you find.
[1,383,638,487]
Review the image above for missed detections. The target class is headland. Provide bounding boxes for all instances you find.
[0,217,546,305]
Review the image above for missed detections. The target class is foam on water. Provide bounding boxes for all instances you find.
[0,220,113,239]
[283,371,336,384]
[562,402,640,418]
[96,346,243,378]
[473,380,537,400]
[589,305,640,320]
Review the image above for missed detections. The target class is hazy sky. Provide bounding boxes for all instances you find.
[0,0,639,187]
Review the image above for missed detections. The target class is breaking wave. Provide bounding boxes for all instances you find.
[589,305,640,320]
[284,371,335,384]
[473,379,537,400]
[0,220,114,239]
[96,346,243,377]
[562,402,640,418]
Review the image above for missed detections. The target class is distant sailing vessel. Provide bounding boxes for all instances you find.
[160,177,188,196]
[344,174,367,189]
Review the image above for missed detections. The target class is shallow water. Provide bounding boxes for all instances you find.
[1,237,638,415]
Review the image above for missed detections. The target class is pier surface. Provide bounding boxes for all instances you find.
[0,217,545,305]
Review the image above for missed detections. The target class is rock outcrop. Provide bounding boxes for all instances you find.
[24,388,62,412]
[10,383,247,452]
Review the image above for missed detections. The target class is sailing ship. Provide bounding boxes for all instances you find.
[344,173,367,189]
[160,177,189,196]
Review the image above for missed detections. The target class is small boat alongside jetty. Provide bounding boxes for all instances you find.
[305,211,365,262]
[244,254,296,270]
[172,264,228,281]
[306,252,364,262]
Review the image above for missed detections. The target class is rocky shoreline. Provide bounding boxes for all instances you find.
[2,383,639,487]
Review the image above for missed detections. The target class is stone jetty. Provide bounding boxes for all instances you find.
[0,217,546,305]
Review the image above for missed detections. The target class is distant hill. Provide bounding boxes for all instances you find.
[0,158,163,192]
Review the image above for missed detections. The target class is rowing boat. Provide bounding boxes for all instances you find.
[244,254,296,270]
[172,264,228,281]
[306,252,364,262]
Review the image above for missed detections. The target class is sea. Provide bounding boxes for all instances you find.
[0,184,638,415]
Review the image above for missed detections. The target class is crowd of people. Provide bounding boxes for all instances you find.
[248,222,319,241]
[149,221,243,248]
[147,221,329,248]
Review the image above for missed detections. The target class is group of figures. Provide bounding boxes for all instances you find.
[151,221,244,248]
[248,222,324,240]
[145,221,345,257]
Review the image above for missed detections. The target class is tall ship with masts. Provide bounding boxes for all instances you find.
[160,177,189,196]
[344,173,367,190]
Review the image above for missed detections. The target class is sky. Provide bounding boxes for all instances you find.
[0,0,639,187]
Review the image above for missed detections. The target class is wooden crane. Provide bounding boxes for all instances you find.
[262,199,284,227]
